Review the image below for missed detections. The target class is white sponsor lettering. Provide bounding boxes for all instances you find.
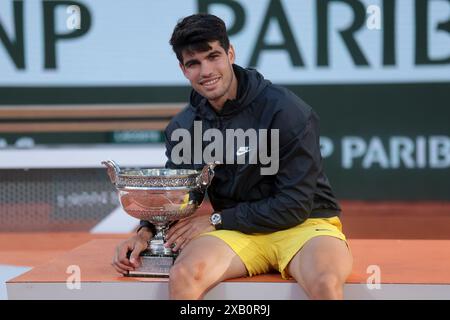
[341,136,450,169]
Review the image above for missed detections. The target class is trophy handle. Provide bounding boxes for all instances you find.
[101,160,121,185]
[196,161,220,190]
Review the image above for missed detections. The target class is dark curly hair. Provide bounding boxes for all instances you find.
[170,13,230,63]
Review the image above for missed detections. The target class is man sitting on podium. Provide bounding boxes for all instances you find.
[112,13,352,300]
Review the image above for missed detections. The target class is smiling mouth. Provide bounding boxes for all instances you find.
[200,77,220,87]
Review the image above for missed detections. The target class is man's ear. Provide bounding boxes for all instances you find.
[228,44,236,64]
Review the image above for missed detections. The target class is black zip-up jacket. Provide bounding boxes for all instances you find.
[140,64,341,234]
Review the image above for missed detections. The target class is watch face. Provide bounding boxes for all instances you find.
[211,213,221,225]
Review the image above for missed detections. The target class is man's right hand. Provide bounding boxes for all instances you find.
[112,227,152,275]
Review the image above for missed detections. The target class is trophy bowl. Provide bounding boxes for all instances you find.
[102,160,218,277]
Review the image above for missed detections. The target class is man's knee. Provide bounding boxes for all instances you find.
[170,259,208,287]
[308,273,343,300]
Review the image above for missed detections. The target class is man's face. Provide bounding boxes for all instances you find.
[180,41,235,103]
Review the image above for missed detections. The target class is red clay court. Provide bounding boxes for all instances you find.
[3,201,450,299]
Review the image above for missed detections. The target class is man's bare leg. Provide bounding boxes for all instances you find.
[169,235,247,300]
[287,236,353,300]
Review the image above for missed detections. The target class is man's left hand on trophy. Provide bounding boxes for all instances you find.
[165,212,215,252]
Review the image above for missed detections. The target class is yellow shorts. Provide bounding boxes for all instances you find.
[200,216,347,280]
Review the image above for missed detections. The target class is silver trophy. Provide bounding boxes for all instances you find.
[102,160,218,277]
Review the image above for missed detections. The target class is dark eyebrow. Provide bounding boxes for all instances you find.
[184,50,222,67]
[207,50,222,57]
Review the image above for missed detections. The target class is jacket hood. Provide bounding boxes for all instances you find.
[189,64,270,119]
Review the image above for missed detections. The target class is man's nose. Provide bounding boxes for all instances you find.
[200,61,214,78]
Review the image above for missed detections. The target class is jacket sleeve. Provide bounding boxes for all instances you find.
[220,110,323,234]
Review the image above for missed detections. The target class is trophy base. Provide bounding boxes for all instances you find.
[127,251,178,278]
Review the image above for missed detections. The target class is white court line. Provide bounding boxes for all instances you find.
[0,144,166,169]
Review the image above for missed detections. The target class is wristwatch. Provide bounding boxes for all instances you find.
[209,212,223,230]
